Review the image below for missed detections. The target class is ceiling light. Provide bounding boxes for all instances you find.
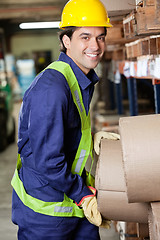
[19,21,60,29]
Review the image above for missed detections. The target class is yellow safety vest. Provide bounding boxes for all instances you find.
[11,61,95,217]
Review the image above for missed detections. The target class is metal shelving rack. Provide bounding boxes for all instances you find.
[114,75,160,116]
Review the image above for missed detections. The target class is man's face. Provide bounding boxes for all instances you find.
[63,27,106,74]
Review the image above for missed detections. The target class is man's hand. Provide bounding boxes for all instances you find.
[81,194,102,226]
[79,187,111,228]
[94,131,120,155]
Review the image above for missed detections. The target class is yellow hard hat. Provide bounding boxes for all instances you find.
[59,0,112,29]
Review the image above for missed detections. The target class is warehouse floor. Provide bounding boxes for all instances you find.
[0,102,119,240]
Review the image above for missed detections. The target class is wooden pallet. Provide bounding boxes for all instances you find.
[123,1,160,39]
[125,34,160,59]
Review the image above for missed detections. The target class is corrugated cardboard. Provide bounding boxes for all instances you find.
[98,190,149,223]
[95,139,149,223]
[148,202,160,240]
[95,139,126,192]
[119,114,160,203]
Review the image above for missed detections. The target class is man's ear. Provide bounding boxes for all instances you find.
[62,35,71,50]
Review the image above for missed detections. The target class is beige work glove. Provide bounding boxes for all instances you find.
[81,194,111,228]
[81,193,102,226]
[80,187,111,228]
[94,131,120,155]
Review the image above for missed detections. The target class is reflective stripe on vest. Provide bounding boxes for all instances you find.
[11,61,95,217]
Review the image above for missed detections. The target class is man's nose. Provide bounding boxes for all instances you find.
[89,38,99,50]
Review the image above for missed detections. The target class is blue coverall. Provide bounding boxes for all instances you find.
[12,52,101,240]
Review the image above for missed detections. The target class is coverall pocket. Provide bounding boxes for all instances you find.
[20,166,64,202]
[21,166,49,191]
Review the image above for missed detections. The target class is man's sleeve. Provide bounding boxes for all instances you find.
[28,71,92,204]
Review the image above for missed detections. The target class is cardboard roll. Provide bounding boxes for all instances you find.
[95,139,149,223]
[119,114,160,203]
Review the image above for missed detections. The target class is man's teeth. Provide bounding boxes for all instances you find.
[86,53,98,57]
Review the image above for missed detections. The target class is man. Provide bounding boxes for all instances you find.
[11,0,119,239]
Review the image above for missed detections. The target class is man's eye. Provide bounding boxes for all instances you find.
[98,37,105,42]
[82,37,89,40]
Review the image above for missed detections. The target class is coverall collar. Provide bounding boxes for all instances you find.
[58,52,99,90]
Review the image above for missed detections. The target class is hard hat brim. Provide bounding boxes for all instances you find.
[59,22,113,29]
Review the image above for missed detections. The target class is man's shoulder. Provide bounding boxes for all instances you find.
[22,60,73,111]
[27,67,70,96]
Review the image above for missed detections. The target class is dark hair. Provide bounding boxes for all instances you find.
[59,26,77,53]
[58,27,107,53]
